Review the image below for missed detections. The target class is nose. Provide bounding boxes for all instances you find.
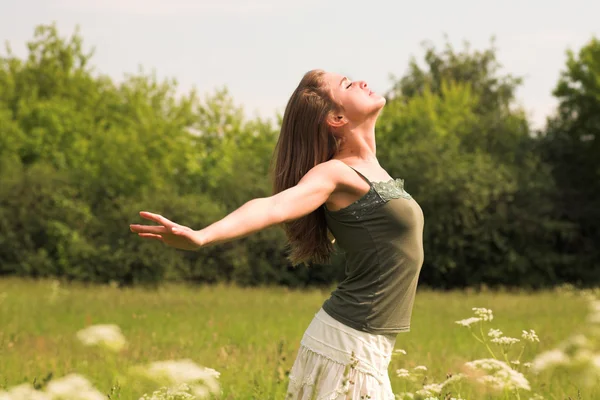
[359,81,368,89]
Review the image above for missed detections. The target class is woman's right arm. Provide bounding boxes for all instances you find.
[130,160,348,250]
[197,160,346,247]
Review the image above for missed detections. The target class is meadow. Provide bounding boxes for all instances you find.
[0,278,597,399]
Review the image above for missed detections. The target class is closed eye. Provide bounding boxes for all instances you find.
[346,82,352,89]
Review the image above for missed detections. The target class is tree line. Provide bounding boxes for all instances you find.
[1,24,598,288]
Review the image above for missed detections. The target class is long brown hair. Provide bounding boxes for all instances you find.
[270,69,341,266]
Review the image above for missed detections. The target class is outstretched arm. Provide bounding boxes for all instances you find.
[129,160,344,250]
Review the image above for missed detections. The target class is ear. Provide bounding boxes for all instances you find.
[326,113,347,129]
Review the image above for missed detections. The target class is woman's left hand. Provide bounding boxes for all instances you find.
[129,211,203,251]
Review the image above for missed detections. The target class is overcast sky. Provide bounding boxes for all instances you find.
[1,0,598,129]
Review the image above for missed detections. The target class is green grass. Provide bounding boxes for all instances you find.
[0,278,596,399]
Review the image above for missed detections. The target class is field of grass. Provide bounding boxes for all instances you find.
[0,278,597,399]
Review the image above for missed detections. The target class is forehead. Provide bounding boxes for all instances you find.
[323,72,347,88]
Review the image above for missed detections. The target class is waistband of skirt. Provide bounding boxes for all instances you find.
[300,308,396,384]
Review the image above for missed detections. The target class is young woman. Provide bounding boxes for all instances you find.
[130,69,425,399]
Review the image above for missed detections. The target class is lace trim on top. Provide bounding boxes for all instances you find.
[325,178,412,219]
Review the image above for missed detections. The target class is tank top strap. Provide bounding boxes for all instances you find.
[321,164,373,212]
[348,166,373,187]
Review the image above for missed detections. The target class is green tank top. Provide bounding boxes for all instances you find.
[322,165,425,335]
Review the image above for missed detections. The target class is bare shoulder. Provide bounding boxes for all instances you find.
[302,159,354,188]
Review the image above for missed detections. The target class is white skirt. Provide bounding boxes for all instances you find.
[286,308,396,400]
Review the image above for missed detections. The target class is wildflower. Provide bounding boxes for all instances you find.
[139,384,196,400]
[488,328,503,338]
[472,307,494,321]
[589,312,600,324]
[393,349,407,355]
[465,358,509,371]
[45,374,106,400]
[413,365,428,372]
[139,359,220,397]
[530,349,569,373]
[561,333,590,351]
[491,336,521,346]
[523,362,533,369]
[455,317,480,327]
[395,392,414,399]
[441,373,465,386]
[592,354,600,370]
[422,383,443,394]
[415,389,434,397]
[76,324,127,352]
[511,360,521,365]
[522,330,540,343]
[0,384,51,400]
[465,358,530,391]
[396,368,411,378]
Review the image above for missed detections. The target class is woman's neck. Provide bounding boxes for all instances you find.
[335,121,378,164]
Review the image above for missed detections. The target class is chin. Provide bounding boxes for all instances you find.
[371,96,386,112]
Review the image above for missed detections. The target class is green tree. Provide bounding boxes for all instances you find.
[378,39,567,287]
[539,36,600,282]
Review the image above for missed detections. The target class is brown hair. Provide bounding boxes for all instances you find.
[270,69,341,266]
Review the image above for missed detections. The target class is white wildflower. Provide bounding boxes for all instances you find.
[590,300,600,313]
[141,359,220,396]
[395,392,414,399]
[592,354,600,370]
[423,397,439,400]
[491,336,521,346]
[522,330,540,343]
[396,368,411,378]
[415,389,434,397]
[455,317,480,327]
[0,384,52,400]
[394,349,407,355]
[139,384,196,400]
[465,358,509,371]
[523,362,533,368]
[511,360,521,365]
[589,312,600,324]
[76,324,127,352]
[413,365,428,372]
[561,333,590,350]
[530,349,569,373]
[479,374,505,389]
[465,358,530,391]
[46,374,106,400]
[488,328,503,338]
[441,373,465,386]
[472,307,494,321]
[422,383,443,394]
[494,368,531,391]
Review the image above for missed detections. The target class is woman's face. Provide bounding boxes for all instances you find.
[322,71,386,124]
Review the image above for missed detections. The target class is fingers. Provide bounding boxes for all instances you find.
[130,224,167,234]
[138,233,164,241]
[139,211,174,226]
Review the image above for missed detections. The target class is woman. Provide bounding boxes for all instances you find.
[130,69,425,399]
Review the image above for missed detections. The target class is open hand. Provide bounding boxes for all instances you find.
[129,211,203,251]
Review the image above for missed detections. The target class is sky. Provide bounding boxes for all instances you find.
[1,0,598,129]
